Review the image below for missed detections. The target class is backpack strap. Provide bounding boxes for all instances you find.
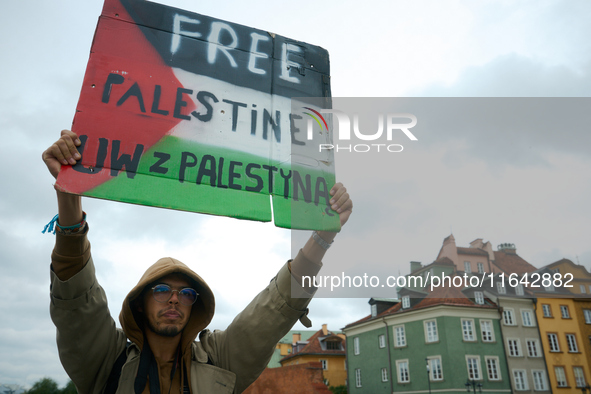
[104,342,131,394]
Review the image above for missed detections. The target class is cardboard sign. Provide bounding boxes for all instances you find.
[56,0,339,231]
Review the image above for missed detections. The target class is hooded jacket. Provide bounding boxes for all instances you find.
[50,226,315,394]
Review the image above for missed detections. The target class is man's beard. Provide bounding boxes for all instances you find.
[147,322,181,337]
[146,319,182,337]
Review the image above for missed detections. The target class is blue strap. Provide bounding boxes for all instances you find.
[42,214,59,234]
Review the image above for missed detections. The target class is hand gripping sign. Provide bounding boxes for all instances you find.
[56,0,339,231]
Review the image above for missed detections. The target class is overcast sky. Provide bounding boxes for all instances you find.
[1,0,590,388]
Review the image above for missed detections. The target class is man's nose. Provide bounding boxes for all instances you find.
[169,290,180,304]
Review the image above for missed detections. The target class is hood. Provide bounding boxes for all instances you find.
[119,257,215,354]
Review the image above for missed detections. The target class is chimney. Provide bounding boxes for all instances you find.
[469,238,484,249]
[293,333,301,343]
[322,324,328,335]
[497,243,516,254]
[410,261,422,273]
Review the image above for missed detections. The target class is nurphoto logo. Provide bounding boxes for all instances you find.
[302,107,418,153]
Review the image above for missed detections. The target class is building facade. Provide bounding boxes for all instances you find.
[344,286,512,393]
[280,325,347,388]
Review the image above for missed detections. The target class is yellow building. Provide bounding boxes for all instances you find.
[268,330,316,368]
[535,293,591,391]
[547,258,591,296]
[280,325,347,388]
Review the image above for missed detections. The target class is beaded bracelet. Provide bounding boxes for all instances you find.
[42,212,87,235]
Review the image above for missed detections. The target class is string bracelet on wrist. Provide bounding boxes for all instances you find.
[42,212,87,235]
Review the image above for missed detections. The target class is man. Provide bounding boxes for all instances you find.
[43,130,353,394]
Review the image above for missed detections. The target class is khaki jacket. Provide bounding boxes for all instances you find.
[50,229,314,394]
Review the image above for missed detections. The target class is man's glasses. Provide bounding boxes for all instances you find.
[151,284,198,306]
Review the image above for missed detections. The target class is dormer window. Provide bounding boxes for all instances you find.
[474,291,484,305]
[325,340,342,350]
[321,335,344,351]
[371,304,377,317]
[402,296,410,309]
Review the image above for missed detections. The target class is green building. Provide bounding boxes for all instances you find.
[344,286,512,393]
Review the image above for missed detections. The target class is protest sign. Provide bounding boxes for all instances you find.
[56,0,339,230]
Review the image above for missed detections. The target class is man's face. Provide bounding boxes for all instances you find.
[142,274,193,337]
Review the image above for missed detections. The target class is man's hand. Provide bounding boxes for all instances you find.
[42,130,82,179]
[329,182,352,228]
[42,130,84,226]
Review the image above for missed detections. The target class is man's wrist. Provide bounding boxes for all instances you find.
[312,231,334,250]
[315,231,336,243]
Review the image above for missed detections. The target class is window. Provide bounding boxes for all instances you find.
[545,284,554,292]
[326,341,341,350]
[485,357,501,381]
[542,304,552,318]
[378,334,386,349]
[560,305,570,318]
[589,285,591,293]
[402,296,410,309]
[466,356,481,380]
[526,339,541,357]
[320,359,328,370]
[464,261,472,273]
[521,310,534,327]
[513,369,529,391]
[381,367,388,382]
[584,310,591,324]
[574,367,586,387]
[566,334,578,353]
[532,370,548,391]
[355,368,362,387]
[477,262,484,274]
[497,282,506,294]
[394,325,406,347]
[428,357,443,381]
[396,360,410,383]
[480,320,494,342]
[580,284,587,294]
[354,337,360,355]
[474,291,484,305]
[424,320,438,343]
[508,338,522,357]
[503,309,515,325]
[462,319,475,341]
[547,333,560,352]
[554,366,567,387]
[371,304,377,317]
[515,284,524,296]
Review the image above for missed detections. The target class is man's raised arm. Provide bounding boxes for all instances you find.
[42,129,86,280]
[290,182,353,289]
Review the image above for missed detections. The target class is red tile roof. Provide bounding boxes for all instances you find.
[433,256,456,265]
[413,282,478,308]
[280,328,346,364]
[457,247,489,256]
[344,280,497,330]
[493,251,537,275]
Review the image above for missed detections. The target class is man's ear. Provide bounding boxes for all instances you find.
[133,295,145,313]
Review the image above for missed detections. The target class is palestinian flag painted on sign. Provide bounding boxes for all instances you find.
[56,0,339,230]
